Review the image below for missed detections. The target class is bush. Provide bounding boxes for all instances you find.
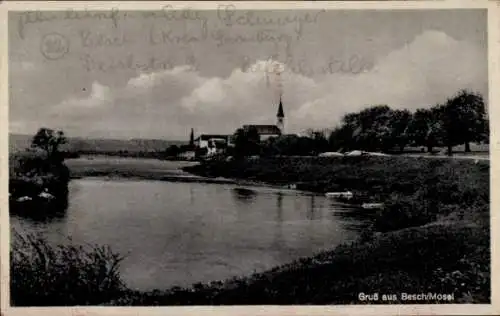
[10,230,126,306]
[374,193,435,232]
[9,149,70,202]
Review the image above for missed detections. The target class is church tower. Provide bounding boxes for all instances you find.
[276,94,285,134]
[189,128,195,147]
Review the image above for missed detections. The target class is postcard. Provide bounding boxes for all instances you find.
[1,1,498,315]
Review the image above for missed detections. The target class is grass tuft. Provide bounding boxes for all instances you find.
[10,230,127,306]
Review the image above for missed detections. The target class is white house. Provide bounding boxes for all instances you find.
[194,134,232,155]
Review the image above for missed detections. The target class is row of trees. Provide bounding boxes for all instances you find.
[231,127,329,157]
[329,90,488,155]
[229,89,488,157]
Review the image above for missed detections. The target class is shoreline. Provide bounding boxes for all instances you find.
[66,157,323,194]
[70,173,318,194]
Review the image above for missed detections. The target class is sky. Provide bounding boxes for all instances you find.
[8,8,488,140]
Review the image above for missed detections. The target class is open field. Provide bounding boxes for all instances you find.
[66,156,197,177]
[9,134,186,156]
[64,157,228,183]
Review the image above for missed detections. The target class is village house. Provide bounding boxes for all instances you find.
[194,134,232,155]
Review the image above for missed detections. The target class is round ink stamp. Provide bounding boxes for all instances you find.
[40,33,70,60]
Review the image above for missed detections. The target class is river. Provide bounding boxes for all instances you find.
[11,174,372,291]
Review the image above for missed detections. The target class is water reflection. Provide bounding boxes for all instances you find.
[232,187,257,204]
[190,186,195,205]
[332,208,377,221]
[9,194,69,223]
[330,201,376,232]
[272,192,284,252]
[307,195,316,220]
[276,192,283,222]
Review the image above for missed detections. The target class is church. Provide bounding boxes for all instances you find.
[193,96,286,155]
[242,95,285,141]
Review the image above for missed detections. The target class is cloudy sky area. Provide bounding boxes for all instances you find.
[9,8,487,140]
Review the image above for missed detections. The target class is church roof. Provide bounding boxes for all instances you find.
[277,97,284,118]
[243,125,282,135]
[195,134,230,141]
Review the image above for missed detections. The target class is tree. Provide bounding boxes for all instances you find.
[335,111,363,151]
[442,90,487,153]
[262,134,322,156]
[31,128,67,161]
[407,108,443,153]
[482,119,490,144]
[328,124,355,152]
[165,145,180,157]
[387,109,412,152]
[233,127,261,157]
[311,131,329,154]
[355,105,393,152]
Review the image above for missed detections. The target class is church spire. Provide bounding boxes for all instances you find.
[189,128,194,147]
[277,95,284,118]
[276,94,285,134]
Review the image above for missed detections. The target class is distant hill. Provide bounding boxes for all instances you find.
[9,134,187,154]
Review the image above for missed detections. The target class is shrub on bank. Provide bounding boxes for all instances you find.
[374,193,433,232]
[10,231,126,306]
[9,150,70,197]
[9,150,70,219]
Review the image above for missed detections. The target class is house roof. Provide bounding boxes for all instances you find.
[195,134,230,141]
[243,125,282,135]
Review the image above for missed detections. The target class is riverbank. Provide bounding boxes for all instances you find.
[65,156,296,188]
[66,156,235,184]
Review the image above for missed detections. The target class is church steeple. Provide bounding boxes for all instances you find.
[276,95,285,134]
[189,128,194,147]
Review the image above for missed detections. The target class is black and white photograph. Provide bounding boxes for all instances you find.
[2,1,497,314]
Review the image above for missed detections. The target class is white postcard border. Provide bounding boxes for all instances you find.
[0,1,498,315]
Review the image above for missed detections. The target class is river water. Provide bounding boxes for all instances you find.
[11,177,372,291]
